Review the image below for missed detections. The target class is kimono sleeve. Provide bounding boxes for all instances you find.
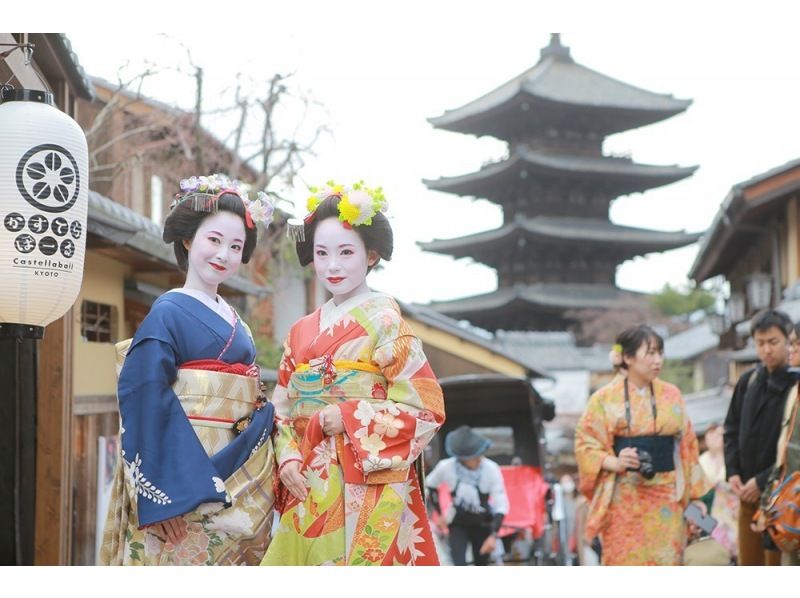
[271,331,302,470]
[575,391,614,499]
[678,394,712,501]
[117,333,228,527]
[339,307,445,477]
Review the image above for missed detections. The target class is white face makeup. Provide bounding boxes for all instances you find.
[312,217,378,304]
[183,210,246,298]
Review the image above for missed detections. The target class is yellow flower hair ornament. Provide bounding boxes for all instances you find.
[289,180,388,241]
[609,343,623,367]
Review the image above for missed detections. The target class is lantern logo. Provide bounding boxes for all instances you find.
[16,144,81,213]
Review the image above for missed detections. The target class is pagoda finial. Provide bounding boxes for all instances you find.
[540,33,573,62]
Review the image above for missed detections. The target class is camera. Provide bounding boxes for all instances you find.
[626,449,656,480]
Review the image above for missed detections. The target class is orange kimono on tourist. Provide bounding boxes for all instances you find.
[575,374,710,565]
[261,292,445,565]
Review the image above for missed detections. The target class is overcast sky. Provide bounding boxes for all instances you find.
[60,13,800,306]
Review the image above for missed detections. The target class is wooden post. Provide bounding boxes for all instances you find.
[34,311,74,565]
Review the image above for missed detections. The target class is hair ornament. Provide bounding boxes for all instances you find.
[171,173,274,229]
[609,343,623,367]
[287,180,388,241]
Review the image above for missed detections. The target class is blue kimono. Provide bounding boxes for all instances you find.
[117,292,274,527]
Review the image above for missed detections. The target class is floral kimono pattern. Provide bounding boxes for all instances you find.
[261,292,445,565]
[575,374,710,565]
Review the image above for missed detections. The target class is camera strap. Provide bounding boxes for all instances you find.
[624,377,657,434]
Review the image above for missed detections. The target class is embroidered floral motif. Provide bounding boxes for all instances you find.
[362,547,385,563]
[374,412,404,438]
[360,432,387,456]
[126,453,171,505]
[212,476,226,494]
[353,400,376,426]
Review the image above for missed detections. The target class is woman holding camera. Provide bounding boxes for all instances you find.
[574,325,710,565]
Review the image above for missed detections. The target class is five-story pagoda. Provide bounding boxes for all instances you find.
[422,35,700,331]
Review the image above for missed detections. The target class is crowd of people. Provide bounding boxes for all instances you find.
[97,173,800,566]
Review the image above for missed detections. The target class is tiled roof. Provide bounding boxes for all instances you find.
[429,36,690,138]
[428,283,639,313]
[420,216,700,256]
[423,145,696,199]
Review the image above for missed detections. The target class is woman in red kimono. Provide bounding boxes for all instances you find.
[261,182,445,565]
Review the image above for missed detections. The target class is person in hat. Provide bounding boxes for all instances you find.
[425,425,509,566]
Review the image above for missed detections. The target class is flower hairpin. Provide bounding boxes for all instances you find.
[171,173,275,229]
[287,180,388,241]
[609,343,623,367]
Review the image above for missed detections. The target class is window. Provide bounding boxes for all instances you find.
[81,300,117,343]
[150,175,164,225]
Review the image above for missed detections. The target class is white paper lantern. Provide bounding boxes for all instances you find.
[0,89,88,333]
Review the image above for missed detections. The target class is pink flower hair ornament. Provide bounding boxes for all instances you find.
[170,173,275,230]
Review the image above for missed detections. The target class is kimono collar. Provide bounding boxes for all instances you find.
[319,290,385,332]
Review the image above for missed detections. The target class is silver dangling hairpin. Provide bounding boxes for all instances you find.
[286,217,306,242]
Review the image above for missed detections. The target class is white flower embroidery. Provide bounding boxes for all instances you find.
[363,455,390,473]
[207,509,254,536]
[373,412,404,438]
[212,476,226,494]
[311,440,335,470]
[360,433,387,456]
[304,468,326,496]
[353,401,376,426]
[125,453,171,505]
[397,519,426,561]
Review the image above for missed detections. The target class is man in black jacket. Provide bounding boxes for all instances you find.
[724,309,794,566]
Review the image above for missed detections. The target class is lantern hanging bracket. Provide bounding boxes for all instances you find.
[0,43,35,65]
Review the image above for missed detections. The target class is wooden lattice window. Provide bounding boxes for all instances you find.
[81,300,117,343]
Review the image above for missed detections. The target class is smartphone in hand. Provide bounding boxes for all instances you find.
[683,502,717,535]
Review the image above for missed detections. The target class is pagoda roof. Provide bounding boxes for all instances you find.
[423,145,697,199]
[429,35,691,140]
[429,283,638,317]
[420,217,700,260]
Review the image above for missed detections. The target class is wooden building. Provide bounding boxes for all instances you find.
[422,34,699,331]
[691,157,800,379]
[1,33,310,564]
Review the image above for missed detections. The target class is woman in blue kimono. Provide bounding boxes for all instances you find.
[100,174,277,565]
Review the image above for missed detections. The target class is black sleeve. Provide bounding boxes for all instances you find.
[491,512,504,534]
[724,369,753,480]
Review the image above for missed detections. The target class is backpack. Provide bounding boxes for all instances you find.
[450,480,493,528]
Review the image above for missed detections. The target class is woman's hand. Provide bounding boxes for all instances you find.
[280,460,308,501]
[152,515,188,545]
[319,405,345,436]
[479,533,497,555]
[603,447,640,473]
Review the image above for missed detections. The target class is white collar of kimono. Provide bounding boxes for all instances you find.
[319,290,385,333]
[169,287,235,326]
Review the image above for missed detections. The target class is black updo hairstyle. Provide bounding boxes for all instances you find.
[295,194,393,273]
[162,191,258,272]
[615,324,664,370]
